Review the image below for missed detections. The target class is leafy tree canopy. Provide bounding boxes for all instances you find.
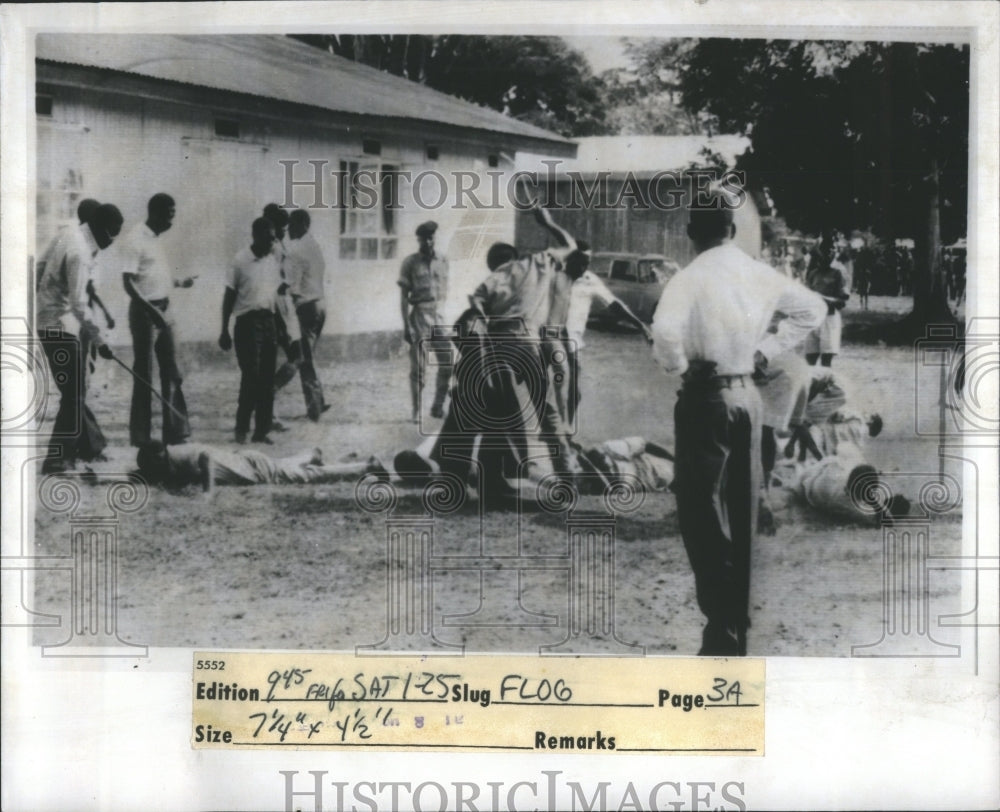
[675,39,969,243]
[292,34,609,137]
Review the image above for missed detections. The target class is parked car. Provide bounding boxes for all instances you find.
[587,252,681,326]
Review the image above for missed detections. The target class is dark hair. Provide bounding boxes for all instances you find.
[91,203,124,238]
[252,216,274,241]
[868,413,883,437]
[565,248,590,280]
[77,198,100,225]
[262,203,290,228]
[576,238,591,253]
[486,242,518,271]
[148,193,175,218]
[687,195,735,244]
[136,441,167,476]
[289,209,311,229]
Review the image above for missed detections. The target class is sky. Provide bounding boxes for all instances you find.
[562,36,632,73]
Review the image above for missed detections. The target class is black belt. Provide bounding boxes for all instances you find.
[682,361,751,390]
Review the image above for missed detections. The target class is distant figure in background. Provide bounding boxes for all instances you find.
[35,203,124,473]
[121,193,196,447]
[219,217,280,445]
[853,242,873,310]
[399,220,451,421]
[285,209,329,421]
[804,233,849,367]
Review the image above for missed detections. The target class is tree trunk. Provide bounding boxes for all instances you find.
[890,156,957,343]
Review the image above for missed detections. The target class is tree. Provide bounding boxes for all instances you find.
[598,39,705,135]
[291,34,609,137]
[675,38,969,336]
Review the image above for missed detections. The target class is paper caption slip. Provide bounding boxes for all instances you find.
[192,652,764,754]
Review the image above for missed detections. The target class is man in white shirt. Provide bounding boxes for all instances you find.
[285,209,328,421]
[121,193,197,447]
[35,203,124,473]
[219,217,281,444]
[652,199,825,655]
[563,262,651,425]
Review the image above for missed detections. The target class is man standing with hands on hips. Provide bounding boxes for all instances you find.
[122,193,196,447]
[219,217,281,445]
[399,220,451,422]
[652,196,825,655]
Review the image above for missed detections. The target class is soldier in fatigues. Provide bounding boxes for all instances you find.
[398,221,451,421]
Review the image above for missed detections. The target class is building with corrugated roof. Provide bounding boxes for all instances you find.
[34,34,576,343]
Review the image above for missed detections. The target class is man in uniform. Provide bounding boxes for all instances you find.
[35,203,124,473]
[652,198,825,655]
[121,193,196,447]
[285,209,328,421]
[398,220,451,421]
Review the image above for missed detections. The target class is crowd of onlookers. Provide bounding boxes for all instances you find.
[763,233,967,308]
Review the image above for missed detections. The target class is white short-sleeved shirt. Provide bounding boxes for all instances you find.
[566,270,617,347]
[36,223,101,335]
[285,232,326,305]
[652,243,826,376]
[120,223,172,300]
[227,247,281,318]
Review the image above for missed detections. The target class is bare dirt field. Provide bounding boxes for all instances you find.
[29,296,963,656]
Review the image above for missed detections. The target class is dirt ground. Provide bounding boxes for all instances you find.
[29,296,963,656]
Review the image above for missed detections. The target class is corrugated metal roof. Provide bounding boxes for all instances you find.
[36,33,574,148]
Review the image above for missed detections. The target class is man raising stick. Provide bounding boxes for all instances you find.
[652,197,825,656]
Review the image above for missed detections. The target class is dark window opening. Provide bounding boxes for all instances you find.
[362,138,382,155]
[214,118,240,138]
[36,94,53,117]
[426,144,440,161]
[488,153,500,168]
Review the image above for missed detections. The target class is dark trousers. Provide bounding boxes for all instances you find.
[673,377,761,655]
[128,299,190,446]
[234,310,277,438]
[38,329,106,468]
[295,299,326,420]
[430,324,546,502]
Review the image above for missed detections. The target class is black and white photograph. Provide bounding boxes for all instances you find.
[2,2,998,810]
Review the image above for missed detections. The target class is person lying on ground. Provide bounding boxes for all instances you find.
[394,433,674,505]
[136,441,387,493]
[766,370,904,524]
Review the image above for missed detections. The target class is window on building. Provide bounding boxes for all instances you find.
[426,144,440,161]
[362,138,382,156]
[36,94,54,117]
[338,160,399,261]
[488,153,500,168]
[214,118,240,138]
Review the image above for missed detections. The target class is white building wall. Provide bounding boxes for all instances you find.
[35,82,524,343]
